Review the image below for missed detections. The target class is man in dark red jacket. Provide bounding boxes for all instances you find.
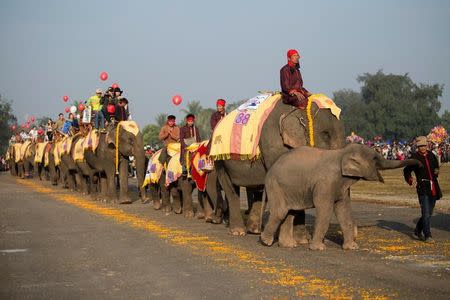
[404,136,442,243]
[280,49,311,109]
[210,99,227,131]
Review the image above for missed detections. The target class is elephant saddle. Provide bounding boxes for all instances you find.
[209,93,282,161]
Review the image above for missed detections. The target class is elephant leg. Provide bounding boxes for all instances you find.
[246,201,262,234]
[309,196,333,251]
[98,175,109,202]
[105,165,117,202]
[334,192,358,250]
[199,192,214,222]
[171,185,182,214]
[118,159,132,204]
[151,183,162,210]
[180,179,194,218]
[216,165,245,236]
[293,210,311,244]
[161,184,172,212]
[261,202,288,247]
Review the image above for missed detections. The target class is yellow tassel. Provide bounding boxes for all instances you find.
[306,98,315,147]
[115,122,121,175]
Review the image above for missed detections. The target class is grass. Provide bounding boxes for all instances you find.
[351,163,450,213]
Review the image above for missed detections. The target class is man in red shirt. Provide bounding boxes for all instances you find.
[280,49,311,109]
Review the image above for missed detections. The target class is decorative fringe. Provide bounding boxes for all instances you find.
[115,122,121,175]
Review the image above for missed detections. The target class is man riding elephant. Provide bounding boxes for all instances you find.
[280,49,311,109]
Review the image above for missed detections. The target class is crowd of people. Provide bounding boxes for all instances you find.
[8,86,131,145]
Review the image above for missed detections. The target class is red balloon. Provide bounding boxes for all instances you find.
[172,95,182,106]
[63,95,69,102]
[31,116,35,122]
[21,124,26,129]
[25,124,30,129]
[100,71,108,81]
[78,103,85,111]
[37,129,44,135]
[111,83,119,89]
[65,107,70,113]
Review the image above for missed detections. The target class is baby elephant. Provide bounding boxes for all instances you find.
[261,143,419,250]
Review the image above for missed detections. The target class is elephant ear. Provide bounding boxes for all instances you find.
[341,146,383,182]
[279,112,308,148]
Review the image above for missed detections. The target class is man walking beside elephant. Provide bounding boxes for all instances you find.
[403,136,442,243]
[280,49,311,109]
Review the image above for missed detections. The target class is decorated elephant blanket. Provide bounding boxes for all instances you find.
[60,136,73,156]
[309,94,341,120]
[44,143,52,167]
[73,137,85,162]
[13,143,22,163]
[164,141,209,188]
[209,93,281,161]
[142,149,163,187]
[83,129,99,152]
[18,141,32,162]
[34,142,48,163]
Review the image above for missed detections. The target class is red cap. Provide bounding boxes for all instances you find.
[216,99,226,106]
[287,49,299,59]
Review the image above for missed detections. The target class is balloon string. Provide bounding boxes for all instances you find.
[115,122,121,175]
[306,98,315,147]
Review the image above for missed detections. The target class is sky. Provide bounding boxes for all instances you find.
[1,0,450,127]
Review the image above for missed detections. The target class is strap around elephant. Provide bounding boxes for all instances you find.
[115,122,121,175]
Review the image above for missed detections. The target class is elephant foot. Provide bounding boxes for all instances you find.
[153,200,162,210]
[119,195,132,204]
[260,232,274,246]
[342,241,359,250]
[294,232,311,245]
[210,215,222,224]
[141,197,151,204]
[246,221,261,234]
[309,241,326,251]
[278,236,298,248]
[173,206,182,214]
[229,227,246,236]
[184,210,194,218]
[162,205,173,213]
[196,211,205,219]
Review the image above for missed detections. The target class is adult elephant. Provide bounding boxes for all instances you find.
[215,99,345,242]
[84,122,147,204]
[7,144,19,176]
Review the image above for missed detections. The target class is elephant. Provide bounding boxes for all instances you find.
[84,123,147,204]
[215,100,345,239]
[7,145,19,176]
[260,144,420,250]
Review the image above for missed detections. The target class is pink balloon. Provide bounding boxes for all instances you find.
[65,107,70,113]
[172,95,182,106]
[63,95,69,102]
[100,71,108,81]
[21,124,26,129]
[111,83,119,89]
[25,124,30,129]
[31,116,35,122]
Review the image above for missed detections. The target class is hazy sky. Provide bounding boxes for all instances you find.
[1,0,449,127]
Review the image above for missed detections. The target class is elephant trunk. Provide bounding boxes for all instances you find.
[133,133,147,200]
[378,157,420,170]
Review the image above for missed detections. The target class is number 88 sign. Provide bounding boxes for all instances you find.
[234,112,251,125]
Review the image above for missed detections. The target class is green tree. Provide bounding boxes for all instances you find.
[180,100,203,117]
[333,71,443,140]
[226,99,247,113]
[0,95,17,154]
[196,108,215,139]
[155,113,168,128]
[441,110,450,131]
[142,124,162,148]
